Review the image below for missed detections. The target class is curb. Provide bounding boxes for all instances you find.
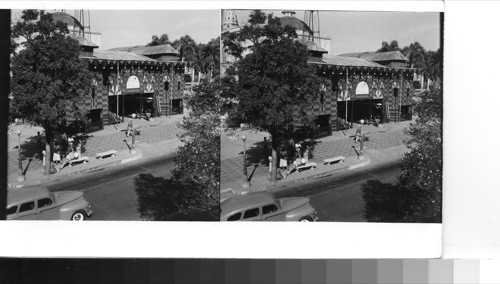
[7,151,142,189]
[120,151,143,164]
[348,157,371,170]
[220,156,372,195]
[264,164,350,191]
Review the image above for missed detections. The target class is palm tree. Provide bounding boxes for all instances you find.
[402,42,427,69]
[147,33,171,46]
[377,40,401,52]
[200,37,220,80]
[172,35,197,62]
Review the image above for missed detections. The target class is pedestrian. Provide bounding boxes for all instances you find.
[279,149,288,170]
[262,137,269,162]
[76,140,82,157]
[355,119,364,143]
[68,136,75,152]
[36,131,43,150]
[126,117,134,137]
[53,142,61,164]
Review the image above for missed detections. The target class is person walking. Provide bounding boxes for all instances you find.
[126,117,134,137]
[262,137,269,163]
[36,131,43,150]
[355,119,364,143]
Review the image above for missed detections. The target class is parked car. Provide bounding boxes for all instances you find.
[6,186,92,221]
[220,192,319,222]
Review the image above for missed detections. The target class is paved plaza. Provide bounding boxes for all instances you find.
[220,121,411,196]
[7,115,184,188]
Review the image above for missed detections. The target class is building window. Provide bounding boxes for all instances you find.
[177,81,181,91]
[407,88,410,97]
[164,82,169,91]
[393,88,398,97]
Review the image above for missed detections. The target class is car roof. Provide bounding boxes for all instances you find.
[221,192,276,216]
[7,186,51,207]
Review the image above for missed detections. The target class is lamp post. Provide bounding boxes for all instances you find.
[16,130,25,182]
[358,119,365,160]
[241,134,250,188]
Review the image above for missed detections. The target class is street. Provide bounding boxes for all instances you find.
[274,160,402,222]
[46,155,175,221]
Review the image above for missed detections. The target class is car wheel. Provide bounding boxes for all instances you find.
[71,211,86,221]
[299,217,313,222]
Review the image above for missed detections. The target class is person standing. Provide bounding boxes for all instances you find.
[279,149,288,170]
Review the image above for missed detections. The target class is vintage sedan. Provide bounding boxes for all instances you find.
[6,186,92,221]
[221,192,319,222]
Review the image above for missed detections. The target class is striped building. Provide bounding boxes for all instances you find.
[74,37,189,132]
[222,10,419,137]
[304,52,417,137]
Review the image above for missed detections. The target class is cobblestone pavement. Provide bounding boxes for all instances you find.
[220,126,409,187]
[7,119,182,176]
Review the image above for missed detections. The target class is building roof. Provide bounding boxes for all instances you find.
[339,51,408,62]
[279,16,313,34]
[70,34,98,48]
[109,44,179,56]
[84,50,158,62]
[319,55,387,68]
[298,39,327,53]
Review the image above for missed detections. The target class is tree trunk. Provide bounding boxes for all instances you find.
[271,135,278,181]
[44,130,52,175]
[44,142,51,175]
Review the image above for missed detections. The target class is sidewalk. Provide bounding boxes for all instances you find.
[7,115,184,189]
[220,121,411,200]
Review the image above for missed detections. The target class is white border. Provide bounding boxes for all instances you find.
[2,1,444,259]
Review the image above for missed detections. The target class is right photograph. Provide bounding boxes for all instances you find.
[220,9,443,222]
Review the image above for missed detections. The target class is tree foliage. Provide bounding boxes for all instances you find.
[173,77,222,210]
[222,10,324,180]
[377,40,401,52]
[362,88,442,223]
[398,88,442,222]
[147,33,171,46]
[378,40,443,82]
[134,77,221,220]
[10,10,92,174]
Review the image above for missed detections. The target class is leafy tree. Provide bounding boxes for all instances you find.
[362,88,442,223]
[173,77,221,210]
[134,77,221,220]
[10,10,92,175]
[398,88,442,222]
[146,33,171,46]
[222,10,323,180]
[377,40,401,52]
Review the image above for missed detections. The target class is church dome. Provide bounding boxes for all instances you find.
[50,12,84,30]
[279,16,313,34]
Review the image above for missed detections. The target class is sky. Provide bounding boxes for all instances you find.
[11,10,221,50]
[231,10,441,55]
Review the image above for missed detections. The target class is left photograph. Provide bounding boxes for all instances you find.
[6,9,221,221]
